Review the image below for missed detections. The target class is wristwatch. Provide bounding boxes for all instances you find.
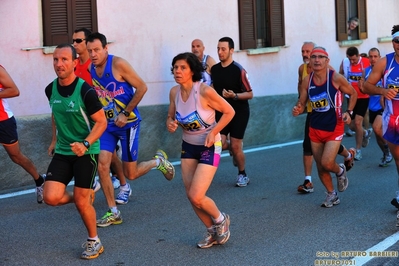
[233,93,238,100]
[346,110,353,116]
[82,140,90,149]
[120,110,130,117]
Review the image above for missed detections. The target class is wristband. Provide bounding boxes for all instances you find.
[120,110,130,117]
[346,110,353,116]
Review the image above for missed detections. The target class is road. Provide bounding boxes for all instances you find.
[1,135,399,266]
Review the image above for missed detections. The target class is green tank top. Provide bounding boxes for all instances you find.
[50,78,100,155]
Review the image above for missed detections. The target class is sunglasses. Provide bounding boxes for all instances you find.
[310,55,328,59]
[72,38,85,44]
[393,38,399,44]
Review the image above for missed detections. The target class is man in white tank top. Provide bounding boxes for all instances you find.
[191,39,216,86]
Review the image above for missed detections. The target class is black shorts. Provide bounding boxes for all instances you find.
[46,153,98,189]
[353,98,369,117]
[369,109,383,124]
[218,107,250,139]
[0,116,18,145]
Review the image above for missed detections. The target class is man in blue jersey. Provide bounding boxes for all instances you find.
[359,48,393,167]
[86,32,175,227]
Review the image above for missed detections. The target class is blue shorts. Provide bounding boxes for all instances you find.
[100,123,140,162]
[46,153,98,189]
[181,140,222,167]
[0,116,18,145]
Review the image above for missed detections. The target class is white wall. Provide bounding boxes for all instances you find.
[0,0,398,116]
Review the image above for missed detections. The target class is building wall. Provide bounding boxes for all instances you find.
[0,0,398,190]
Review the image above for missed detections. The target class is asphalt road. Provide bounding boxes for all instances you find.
[1,135,399,266]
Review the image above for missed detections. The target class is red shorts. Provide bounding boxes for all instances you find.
[309,127,344,143]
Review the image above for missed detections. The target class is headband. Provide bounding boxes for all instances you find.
[392,32,399,40]
[310,49,329,57]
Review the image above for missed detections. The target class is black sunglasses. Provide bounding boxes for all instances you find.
[72,38,85,44]
[393,38,399,44]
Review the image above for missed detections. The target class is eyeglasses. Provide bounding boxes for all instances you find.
[393,38,399,44]
[310,55,328,59]
[72,38,85,44]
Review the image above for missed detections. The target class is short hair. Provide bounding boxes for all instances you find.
[369,47,380,56]
[391,25,399,35]
[170,52,203,82]
[219,37,234,49]
[346,46,359,57]
[303,41,316,48]
[55,43,77,60]
[86,32,107,48]
[74,27,92,39]
[348,17,359,23]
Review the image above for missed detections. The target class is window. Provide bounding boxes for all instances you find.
[238,0,285,50]
[335,0,367,41]
[42,0,98,46]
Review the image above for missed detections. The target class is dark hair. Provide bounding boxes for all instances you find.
[369,47,380,56]
[74,27,92,39]
[86,32,107,48]
[391,25,399,35]
[55,43,77,60]
[170,52,203,82]
[346,46,359,57]
[219,37,234,49]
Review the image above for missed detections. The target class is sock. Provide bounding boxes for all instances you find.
[329,190,337,195]
[238,170,246,176]
[305,176,312,182]
[35,175,44,187]
[213,212,224,224]
[120,183,130,190]
[345,152,352,160]
[155,158,160,166]
[337,166,344,177]
[110,207,118,214]
[207,226,215,234]
[88,235,99,242]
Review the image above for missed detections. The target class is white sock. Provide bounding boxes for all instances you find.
[120,183,130,190]
[213,212,224,224]
[337,166,344,176]
[345,152,352,160]
[305,176,312,182]
[88,235,98,241]
[110,206,118,214]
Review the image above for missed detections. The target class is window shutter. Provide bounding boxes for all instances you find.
[357,0,367,39]
[42,0,72,46]
[238,0,257,50]
[42,0,98,46]
[335,0,348,41]
[268,0,285,47]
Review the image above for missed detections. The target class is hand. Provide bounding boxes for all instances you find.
[358,79,364,93]
[48,142,56,156]
[70,142,87,157]
[342,112,351,124]
[222,89,235,99]
[292,102,304,116]
[383,88,398,100]
[114,113,128,127]
[167,119,178,133]
[204,132,215,147]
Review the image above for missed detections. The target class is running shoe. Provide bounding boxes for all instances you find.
[321,191,340,208]
[362,129,372,148]
[346,129,355,137]
[92,179,101,192]
[111,175,120,189]
[96,209,123,227]
[354,149,362,161]
[197,230,217,249]
[396,211,399,227]
[379,154,390,167]
[344,148,356,172]
[154,150,175,181]
[214,213,230,245]
[115,183,132,205]
[391,191,399,209]
[336,163,348,192]
[36,174,46,204]
[297,179,314,193]
[236,174,249,187]
[81,238,104,260]
[386,152,393,163]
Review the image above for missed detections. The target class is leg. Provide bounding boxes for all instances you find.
[230,137,245,172]
[3,142,41,180]
[74,186,97,238]
[43,180,73,205]
[97,150,116,208]
[353,114,365,150]
[111,151,126,185]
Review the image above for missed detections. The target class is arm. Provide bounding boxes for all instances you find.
[70,109,107,157]
[202,85,235,147]
[339,61,344,75]
[333,72,357,124]
[292,75,309,116]
[206,55,217,74]
[0,66,20,99]
[363,57,397,100]
[223,69,254,100]
[113,56,148,126]
[166,86,179,133]
[297,64,304,95]
[48,114,57,156]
